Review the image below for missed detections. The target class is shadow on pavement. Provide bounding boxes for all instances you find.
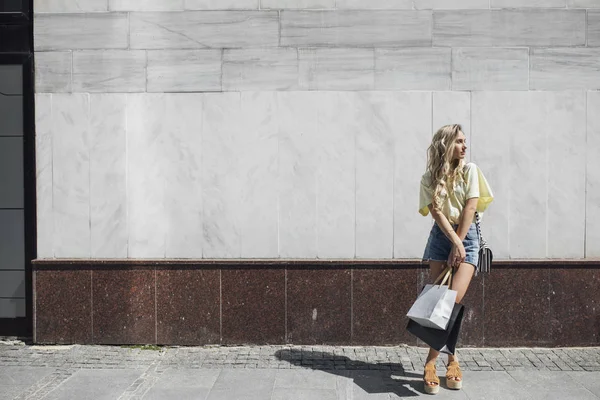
[275,349,425,397]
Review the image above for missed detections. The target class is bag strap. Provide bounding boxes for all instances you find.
[433,265,453,286]
[474,211,488,248]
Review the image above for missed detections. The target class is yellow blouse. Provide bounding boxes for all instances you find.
[419,162,494,224]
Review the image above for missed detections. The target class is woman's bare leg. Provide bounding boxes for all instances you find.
[424,261,446,384]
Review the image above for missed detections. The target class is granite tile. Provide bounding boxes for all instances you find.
[72,50,146,93]
[491,0,566,7]
[414,0,489,8]
[355,93,394,258]
[336,0,412,9]
[287,268,351,344]
[550,269,600,346]
[456,270,484,347]
[299,48,374,90]
[281,10,432,47]
[530,48,600,90]
[34,269,92,344]
[92,268,156,344]
[261,0,335,7]
[109,0,184,10]
[221,269,285,344]
[223,48,299,91]
[34,13,129,50]
[452,47,529,91]
[35,94,53,259]
[156,269,220,345]
[588,91,600,257]
[433,10,586,47]
[185,0,259,9]
[35,52,72,93]
[353,268,417,345]
[484,268,552,346]
[375,47,450,90]
[89,94,128,258]
[34,0,108,12]
[147,50,222,92]
[130,11,279,49]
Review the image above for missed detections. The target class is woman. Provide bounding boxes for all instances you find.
[418,124,493,394]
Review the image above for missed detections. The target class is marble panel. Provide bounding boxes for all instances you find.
[52,94,90,258]
[89,94,128,258]
[34,13,129,50]
[221,269,285,344]
[287,268,351,344]
[201,93,243,258]
[0,298,25,318]
[393,92,432,258]
[0,137,23,208]
[280,10,432,47]
[352,268,418,345]
[130,11,279,49]
[0,211,24,271]
[223,48,299,91]
[433,10,586,47]
[35,94,53,259]
[238,93,279,258]
[261,0,334,7]
[185,0,259,9]
[147,50,221,93]
[72,50,146,93]
[546,92,586,258]
[33,0,108,12]
[433,91,471,161]
[414,0,489,8]
[530,48,600,90]
[336,0,412,9]
[590,11,600,46]
[470,92,511,258]
[299,48,374,91]
[587,91,600,257]
[34,269,92,344]
[156,268,220,345]
[277,92,318,257]
[35,52,72,93]
[452,47,529,91]
[109,0,184,10]
[355,93,394,258]
[126,94,168,258]
[491,0,566,7]
[163,94,204,258]
[92,268,156,344]
[375,48,451,90]
[316,93,356,258]
[568,0,600,7]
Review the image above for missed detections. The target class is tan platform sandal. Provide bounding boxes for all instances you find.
[423,363,440,395]
[446,361,463,390]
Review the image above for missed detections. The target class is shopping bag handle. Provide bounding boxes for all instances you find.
[433,265,453,287]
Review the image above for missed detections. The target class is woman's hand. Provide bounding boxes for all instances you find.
[448,243,466,267]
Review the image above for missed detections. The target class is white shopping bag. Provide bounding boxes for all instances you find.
[406,265,457,330]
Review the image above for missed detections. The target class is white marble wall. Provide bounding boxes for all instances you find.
[34,2,600,259]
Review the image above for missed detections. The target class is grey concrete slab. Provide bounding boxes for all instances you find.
[459,371,533,400]
[206,369,276,400]
[42,369,142,400]
[0,385,28,400]
[567,372,600,397]
[274,368,348,390]
[508,370,598,400]
[0,366,54,386]
[272,388,338,400]
[143,387,212,400]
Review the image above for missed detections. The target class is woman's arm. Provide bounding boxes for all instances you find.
[455,197,479,241]
[428,204,463,247]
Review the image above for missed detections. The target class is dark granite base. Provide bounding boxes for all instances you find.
[32,260,600,347]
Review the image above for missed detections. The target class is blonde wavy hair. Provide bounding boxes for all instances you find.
[426,124,465,212]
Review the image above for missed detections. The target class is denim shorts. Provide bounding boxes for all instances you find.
[422,222,480,274]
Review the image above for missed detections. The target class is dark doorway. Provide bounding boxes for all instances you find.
[0,0,34,338]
